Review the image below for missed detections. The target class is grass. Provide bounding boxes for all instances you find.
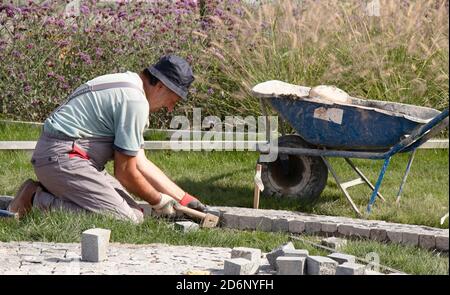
[0,122,448,274]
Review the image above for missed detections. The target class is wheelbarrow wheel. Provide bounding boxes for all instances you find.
[257,135,328,201]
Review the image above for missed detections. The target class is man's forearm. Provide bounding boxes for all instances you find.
[136,149,185,201]
[118,170,161,205]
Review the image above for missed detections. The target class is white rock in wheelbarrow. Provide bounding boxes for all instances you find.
[309,85,350,103]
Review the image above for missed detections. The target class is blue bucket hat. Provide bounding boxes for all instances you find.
[147,55,195,100]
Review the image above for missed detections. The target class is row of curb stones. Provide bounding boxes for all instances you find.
[215,206,449,252]
[223,242,387,275]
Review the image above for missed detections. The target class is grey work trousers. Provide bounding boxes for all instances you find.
[31,131,144,224]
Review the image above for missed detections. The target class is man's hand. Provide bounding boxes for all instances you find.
[180,193,206,212]
[152,193,177,217]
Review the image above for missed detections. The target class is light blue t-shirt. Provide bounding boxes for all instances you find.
[44,71,149,156]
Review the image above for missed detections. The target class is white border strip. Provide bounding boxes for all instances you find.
[0,139,447,150]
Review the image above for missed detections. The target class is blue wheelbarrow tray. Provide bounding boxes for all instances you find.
[252,80,441,151]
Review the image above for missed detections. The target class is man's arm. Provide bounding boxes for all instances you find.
[114,150,161,205]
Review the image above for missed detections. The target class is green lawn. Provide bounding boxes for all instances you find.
[0,122,448,275]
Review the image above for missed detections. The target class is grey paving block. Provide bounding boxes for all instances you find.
[231,247,261,273]
[321,222,338,235]
[81,228,111,262]
[327,253,356,264]
[418,234,436,250]
[255,217,273,232]
[386,230,403,244]
[222,213,239,228]
[336,262,365,275]
[338,224,354,236]
[0,196,13,210]
[231,247,261,262]
[402,232,419,247]
[435,235,449,252]
[266,242,295,269]
[321,237,347,250]
[272,218,289,232]
[305,221,322,234]
[289,220,305,234]
[138,202,152,217]
[238,215,259,230]
[224,258,258,275]
[306,256,338,275]
[174,221,199,233]
[370,228,387,242]
[352,226,370,239]
[276,256,306,275]
[282,249,309,258]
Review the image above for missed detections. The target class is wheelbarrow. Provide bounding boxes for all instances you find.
[252,80,449,217]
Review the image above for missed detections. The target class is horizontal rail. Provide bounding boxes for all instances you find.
[0,139,448,151]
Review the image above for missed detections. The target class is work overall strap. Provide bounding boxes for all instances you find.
[49,81,145,117]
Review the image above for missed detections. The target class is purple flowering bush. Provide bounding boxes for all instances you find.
[0,0,242,126]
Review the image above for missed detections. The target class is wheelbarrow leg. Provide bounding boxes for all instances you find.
[322,157,362,217]
[344,158,386,202]
[367,157,391,213]
[395,149,417,206]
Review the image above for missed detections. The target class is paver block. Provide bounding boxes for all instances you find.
[231,247,261,274]
[327,253,356,264]
[289,220,305,234]
[238,215,259,230]
[138,202,152,217]
[224,258,258,275]
[370,228,387,242]
[435,235,449,252]
[81,228,111,262]
[305,221,322,234]
[321,237,347,250]
[418,234,436,250]
[402,232,419,247]
[174,221,199,233]
[276,256,306,275]
[338,225,354,237]
[222,213,239,228]
[306,256,338,275]
[386,230,403,244]
[0,196,13,210]
[266,242,295,269]
[336,262,365,275]
[272,218,289,232]
[255,217,273,232]
[231,247,261,263]
[282,249,309,258]
[352,226,370,239]
[321,222,338,235]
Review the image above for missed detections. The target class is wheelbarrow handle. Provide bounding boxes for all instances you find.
[388,108,449,156]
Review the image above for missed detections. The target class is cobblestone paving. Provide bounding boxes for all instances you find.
[0,241,236,275]
[212,206,449,251]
